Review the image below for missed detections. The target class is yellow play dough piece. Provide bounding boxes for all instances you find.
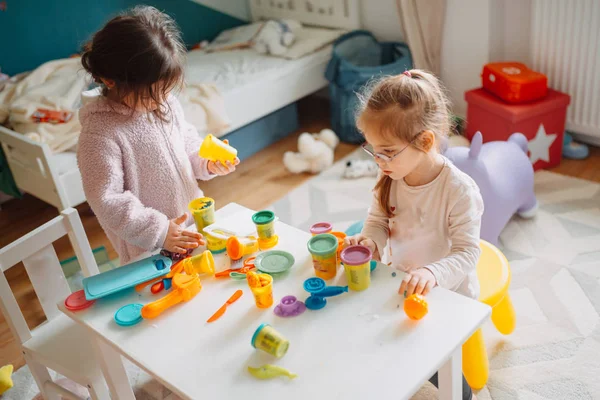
[0,364,14,394]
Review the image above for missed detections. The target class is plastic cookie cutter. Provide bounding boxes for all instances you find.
[303,277,348,310]
[274,295,306,317]
[215,257,256,279]
[141,273,201,319]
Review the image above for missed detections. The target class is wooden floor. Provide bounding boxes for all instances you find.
[1,95,599,370]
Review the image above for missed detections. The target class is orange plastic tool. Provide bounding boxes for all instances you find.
[135,259,186,292]
[215,257,256,278]
[207,289,243,323]
[141,273,201,319]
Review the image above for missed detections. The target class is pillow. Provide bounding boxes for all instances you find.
[205,23,264,52]
[282,26,347,59]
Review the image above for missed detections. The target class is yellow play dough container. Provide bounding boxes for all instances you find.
[251,323,289,358]
[188,197,215,233]
[182,250,215,275]
[307,234,339,280]
[252,210,276,240]
[248,273,274,309]
[199,134,237,163]
[206,231,227,254]
[340,245,372,291]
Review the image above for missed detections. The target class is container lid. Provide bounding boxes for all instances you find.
[251,323,269,348]
[255,250,295,274]
[310,222,333,235]
[465,88,571,123]
[258,235,279,249]
[341,245,373,266]
[64,290,95,311]
[252,211,275,225]
[114,303,144,326]
[307,234,338,256]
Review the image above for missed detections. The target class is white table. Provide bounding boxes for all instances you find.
[59,203,490,400]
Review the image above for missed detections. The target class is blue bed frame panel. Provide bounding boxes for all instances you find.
[222,103,299,161]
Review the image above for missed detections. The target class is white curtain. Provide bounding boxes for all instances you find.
[396,0,446,76]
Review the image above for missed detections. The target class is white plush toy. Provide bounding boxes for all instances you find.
[283,129,339,174]
[343,159,379,179]
[252,19,302,56]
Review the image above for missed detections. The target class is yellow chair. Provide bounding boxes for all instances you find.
[462,240,516,389]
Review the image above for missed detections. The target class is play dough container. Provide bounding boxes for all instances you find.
[206,232,227,254]
[253,211,278,249]
[310,222,333,236]
[251,323,289,358]
[307,234,339,280]
[341,245,372,291]
[227,236,259,260]
[248,272,274,308]
[199,134,237,163]
[182,250,215,275]
[189,197,215,233]
[331,231,347,264]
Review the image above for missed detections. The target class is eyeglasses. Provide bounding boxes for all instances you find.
[361,135,419,163]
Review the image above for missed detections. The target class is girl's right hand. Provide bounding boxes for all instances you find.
[163,213,205,254]
[344,234,377,255]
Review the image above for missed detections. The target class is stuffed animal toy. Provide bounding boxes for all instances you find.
[343,159,378,179]
[253,19,302,56]
[283,129,339,174]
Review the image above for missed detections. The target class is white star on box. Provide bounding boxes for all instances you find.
[527,124,557,164]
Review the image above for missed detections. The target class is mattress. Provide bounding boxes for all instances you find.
[184,47,331,133]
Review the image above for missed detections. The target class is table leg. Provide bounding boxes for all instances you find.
[439,347,462,400]
[91,338,136,400]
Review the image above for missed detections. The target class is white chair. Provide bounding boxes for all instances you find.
[0,208,110,400]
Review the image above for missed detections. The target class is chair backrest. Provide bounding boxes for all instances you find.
[0,208,100,345]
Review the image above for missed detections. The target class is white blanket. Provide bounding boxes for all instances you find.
[0,57,89,153]
[0,57,230,152]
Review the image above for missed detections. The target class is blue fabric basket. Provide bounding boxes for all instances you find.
[325,31,413,143]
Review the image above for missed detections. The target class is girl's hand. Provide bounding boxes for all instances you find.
[208,158,240,176]
[399,268,436,297]
[163,213,205,254]
[344,234,378,256]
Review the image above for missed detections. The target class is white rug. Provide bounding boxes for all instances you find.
[6,149,600,400]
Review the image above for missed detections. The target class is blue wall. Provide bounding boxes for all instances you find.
[0,0,245,76]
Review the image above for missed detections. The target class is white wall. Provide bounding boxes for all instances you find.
[191,0,251,21]
[440,0,491,117]
[360,0,404,41]
[489,0,532,63]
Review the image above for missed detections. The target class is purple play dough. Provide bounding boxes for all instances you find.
[444,131,538,246]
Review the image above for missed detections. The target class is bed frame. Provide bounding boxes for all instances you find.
[0,0,361,211]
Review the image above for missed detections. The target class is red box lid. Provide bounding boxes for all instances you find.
[465,88,570,123]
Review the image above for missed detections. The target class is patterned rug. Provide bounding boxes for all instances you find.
[6,149,600,399]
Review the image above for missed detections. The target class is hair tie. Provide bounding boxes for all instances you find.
[403,70,412,77]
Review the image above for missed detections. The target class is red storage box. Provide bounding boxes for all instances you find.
[482,62,548,103]
[465,88,570,171]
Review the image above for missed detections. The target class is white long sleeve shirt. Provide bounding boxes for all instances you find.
[362,158,484,299]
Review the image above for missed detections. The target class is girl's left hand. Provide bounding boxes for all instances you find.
[208,158,240,176]
[399,268,437,297]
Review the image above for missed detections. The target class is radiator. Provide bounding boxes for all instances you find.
[531,0,600,144]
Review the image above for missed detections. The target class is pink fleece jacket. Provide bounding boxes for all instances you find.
[77,89,214,264]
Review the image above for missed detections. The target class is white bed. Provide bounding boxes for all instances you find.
[185,46,332,134]
[0,0,360,210]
